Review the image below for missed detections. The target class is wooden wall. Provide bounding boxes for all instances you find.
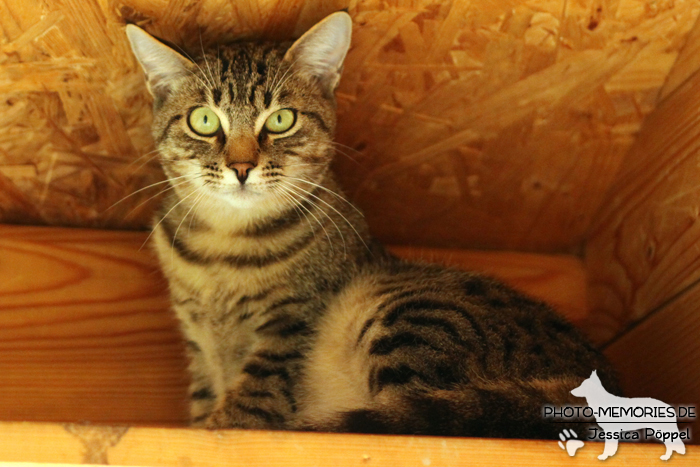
[0,0,698,252]
[584,15,700,436]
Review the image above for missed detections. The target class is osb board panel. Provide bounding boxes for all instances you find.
[604,281,700,446]
[0,422,695,466]
[0,225,586,424]
[584,50,700,345]
[0,1,699,252]
[659,4,700,101]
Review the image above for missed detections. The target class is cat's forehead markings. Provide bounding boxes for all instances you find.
[211,88,223,107]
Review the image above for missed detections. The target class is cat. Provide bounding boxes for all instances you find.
[125,11,618,438]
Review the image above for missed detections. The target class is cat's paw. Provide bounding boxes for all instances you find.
[203,409,230,429]
[558,429,584,457]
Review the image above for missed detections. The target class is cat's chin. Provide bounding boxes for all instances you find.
[214,187,270,210]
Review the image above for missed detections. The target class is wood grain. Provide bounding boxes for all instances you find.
[0,226,189,424]
[584,48,700,345]
[0,225,587,425]
[660,13,700,101]
[605,281,700,444]
[0,1,699,253]
[0,422,696,466]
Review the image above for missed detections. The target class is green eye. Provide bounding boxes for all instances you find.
[264,109,296,134]
[188,107,220,136]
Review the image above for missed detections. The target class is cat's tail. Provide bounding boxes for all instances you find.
[329,376,591,439]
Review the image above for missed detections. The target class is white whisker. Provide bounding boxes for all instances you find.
[171,187,207,264]
[277,183,334,256]
[106,174,195,211]
[281,181,347,258]
[272,185,314,233]
[141,181,204,250]
[170,44,212,89]
[282,175,364,218]
[281,162,327,169]
[125,175,203,220]
[199,29,217,88]
[270,56,303,98]
[126,148,160,170]
[283,179,368,255]
[171,39,214,89]
[330,142,363,166]
[187,189,209,235]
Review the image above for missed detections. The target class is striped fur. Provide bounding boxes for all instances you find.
[128,13,618,438]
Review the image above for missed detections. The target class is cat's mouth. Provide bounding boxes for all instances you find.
[223,183,264,200]
[231,183,257,193]
[206,184,265,209]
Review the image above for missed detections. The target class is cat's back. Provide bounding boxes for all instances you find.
[299,257,616,436]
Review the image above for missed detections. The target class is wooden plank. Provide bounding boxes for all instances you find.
[605,287,700,405]
[605,284,700,443]
[0,225,587,425]
[584,55,700,345]
[0,422,696,466]
[0,225,189,424]
[604,281,700,445]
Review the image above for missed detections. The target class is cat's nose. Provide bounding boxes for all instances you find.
[228,162,256,184]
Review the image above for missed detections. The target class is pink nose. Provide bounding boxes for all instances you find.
[228,162,256,184]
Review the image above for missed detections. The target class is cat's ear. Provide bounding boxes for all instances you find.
[126,25,193,101]
[283,12,352,94]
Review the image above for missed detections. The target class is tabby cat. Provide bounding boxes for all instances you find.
[126,12,618,438]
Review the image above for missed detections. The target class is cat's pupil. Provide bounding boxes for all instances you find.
[203,115,208,124]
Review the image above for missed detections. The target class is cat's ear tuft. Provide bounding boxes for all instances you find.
[283,12,352,94]
[126,25,193,102]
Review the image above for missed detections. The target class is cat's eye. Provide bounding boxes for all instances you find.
[264,109,296,134]
[188,107,221,136]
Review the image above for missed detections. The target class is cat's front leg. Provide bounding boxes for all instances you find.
[205,373,297,430]
[204,345,305,430]
[172,298,225,425]
[204,308,312,430]
[185,339,221,425]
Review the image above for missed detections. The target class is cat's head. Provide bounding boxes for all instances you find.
[126,12,351,216]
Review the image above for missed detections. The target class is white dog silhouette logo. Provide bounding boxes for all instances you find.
[571,370,686,461]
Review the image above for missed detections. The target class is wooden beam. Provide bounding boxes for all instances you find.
[0,225,586,425]
[0,226,188,424]
[604,280,700,444]
[584,50,700,345]
[0,422,695,466]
